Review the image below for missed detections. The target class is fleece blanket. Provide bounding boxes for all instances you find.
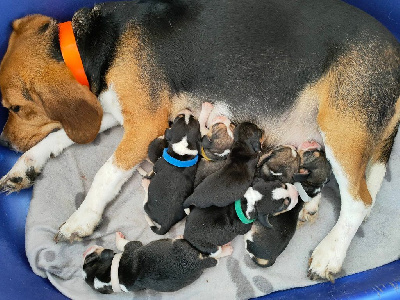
[26,126,400,300]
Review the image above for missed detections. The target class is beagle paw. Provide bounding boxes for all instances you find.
[0,155,42,193]
[54,208,101,243]
[307,237,344,283]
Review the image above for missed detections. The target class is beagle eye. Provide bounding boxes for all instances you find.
[10,105,20,113]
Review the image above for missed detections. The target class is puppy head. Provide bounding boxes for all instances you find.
[258,145,300,183]
[165,110,201,155]
[293,148,332,197]
[0,15,103,152]
[82,245,114,294]
[248,178,296,226]
[233,122,263,153]
[201,121,235,160]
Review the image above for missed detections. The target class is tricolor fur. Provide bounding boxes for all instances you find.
[0,0,399,281]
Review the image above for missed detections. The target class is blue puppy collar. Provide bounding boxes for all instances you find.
[162,148,199,168]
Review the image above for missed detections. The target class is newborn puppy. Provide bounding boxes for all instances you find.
[195,116,235,187]
[82,232,217,294]
[143,110,201,235]
[184,177,298,256]
[258,145,300,184]
[183,122,263,209]
[245,143,332,267]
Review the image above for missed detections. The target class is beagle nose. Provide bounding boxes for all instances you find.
[0,135,11,149]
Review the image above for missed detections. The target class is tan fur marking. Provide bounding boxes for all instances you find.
[107,26,171,170]
[316,77,372,206]
[0,15,102,150]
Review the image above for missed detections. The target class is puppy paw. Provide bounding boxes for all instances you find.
[54,208,101,243]
[116,232,129,251]
[0,154,42,193]
[298,194,321,223]
[308,236,344,283]
[220,244,234,258]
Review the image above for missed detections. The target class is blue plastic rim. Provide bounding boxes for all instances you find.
[0,1,399,299]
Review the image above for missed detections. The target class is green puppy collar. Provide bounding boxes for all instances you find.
[235,200,255,224]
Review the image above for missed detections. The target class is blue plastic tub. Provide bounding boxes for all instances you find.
[0,1,399,299]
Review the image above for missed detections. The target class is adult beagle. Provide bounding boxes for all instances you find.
[0,0,399,282]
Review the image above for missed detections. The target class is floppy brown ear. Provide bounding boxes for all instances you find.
[39,75,103,144]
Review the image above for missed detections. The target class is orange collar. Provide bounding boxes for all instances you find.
[58,21,90,87]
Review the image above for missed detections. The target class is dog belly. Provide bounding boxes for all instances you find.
[172,87,322,148]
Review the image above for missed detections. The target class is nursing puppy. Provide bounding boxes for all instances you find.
[184,177,298,256]
[1,0,400,281]
[245,146,332,269]
[82,232,217,293]
[143,110,200,235]
[195,115,235,187]
[184,122,263,209]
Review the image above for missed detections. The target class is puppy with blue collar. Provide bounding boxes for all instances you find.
[82,232,217,294]
[143,110,201,235]
[183,122,263,209]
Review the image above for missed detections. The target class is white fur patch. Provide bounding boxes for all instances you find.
[172,136,198,156]
[120,285,129,293]
[214,149,231,157]
[82,270,87,280]
[272,187,289,201]
[94,277,111,290]
[270,170,283,176]
[366,162,386,205]
[244,187,263,218]
[99,83,124,125]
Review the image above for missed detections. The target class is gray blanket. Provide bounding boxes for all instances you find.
[26,126,400,300]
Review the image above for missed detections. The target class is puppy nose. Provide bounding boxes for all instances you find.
[0,135,11,149]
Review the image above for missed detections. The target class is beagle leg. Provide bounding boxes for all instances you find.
[55,109,169,242]
[0,113,118,193]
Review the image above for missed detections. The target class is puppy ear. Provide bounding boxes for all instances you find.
[257,214,273,228]
[165,128,172,141]
[201,135,212,149]
[251,140,261,152]
[293,168,310,182]
[41,81,103,144]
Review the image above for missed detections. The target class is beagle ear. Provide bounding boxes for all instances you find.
[201,135,212,149]
[40,79,103,144]
[257,214,273,228]
[293,168,310,182]
[251,140,262,152]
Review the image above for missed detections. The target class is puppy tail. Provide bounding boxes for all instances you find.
[151,225,169,235]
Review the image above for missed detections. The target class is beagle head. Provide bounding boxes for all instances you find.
[0,15,103,152]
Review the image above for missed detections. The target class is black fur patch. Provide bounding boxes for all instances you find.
[26,167,41,183]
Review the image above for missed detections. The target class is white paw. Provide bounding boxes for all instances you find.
[0,153,43,193]
[54,208,102,242]
[298,194,321,223]
[308,236,345,282]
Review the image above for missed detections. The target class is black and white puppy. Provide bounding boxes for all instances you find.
[184,177,298,256]
[82,232,217,293]
[143,110,201,235]
[245,144,332,267]
[183,122,263,209]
